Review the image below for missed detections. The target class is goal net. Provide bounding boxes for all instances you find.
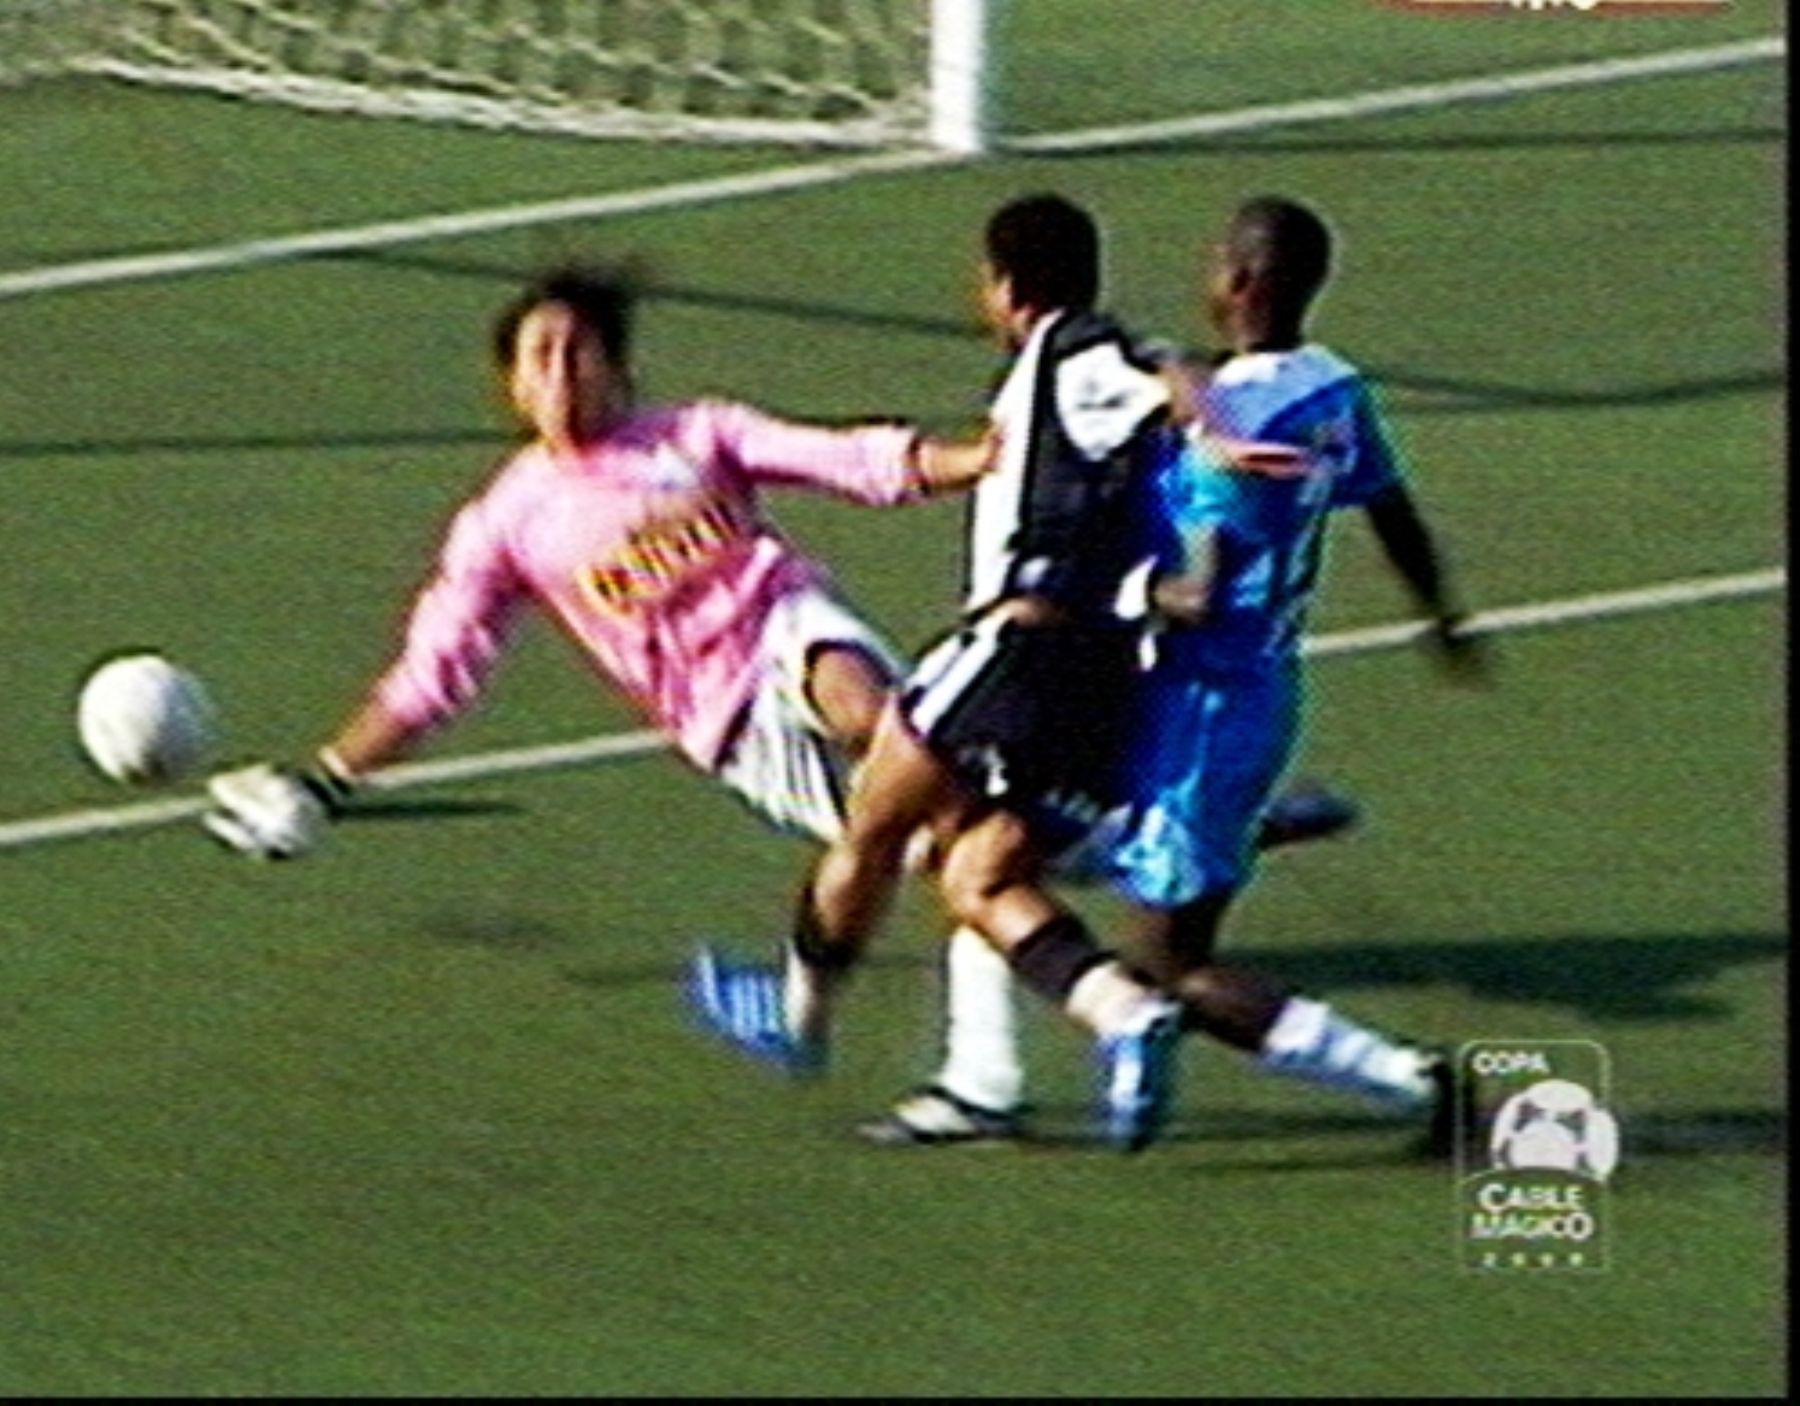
[0,0,990,150]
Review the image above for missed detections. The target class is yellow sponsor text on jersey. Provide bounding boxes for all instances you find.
[578,499,748,613]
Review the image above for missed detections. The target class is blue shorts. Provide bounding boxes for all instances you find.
[1097,663,1300,909]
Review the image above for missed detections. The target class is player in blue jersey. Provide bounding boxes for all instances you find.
[862,195,1490,1147]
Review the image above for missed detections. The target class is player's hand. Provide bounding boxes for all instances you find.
[984,594,1069,630]
[914,428,999,493]
[1149,571,1209,627]
[1423,612,1492,685]
[203,761,354,859]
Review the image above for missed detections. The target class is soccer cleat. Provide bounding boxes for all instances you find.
[1420,1049,1474,1161]
[1096,1001,1184,1152]
[855,1086,1024,1147]
[685,945,825,1077]
[1254,781,1361,852]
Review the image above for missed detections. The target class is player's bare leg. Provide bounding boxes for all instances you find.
[939,812,1175,1037]
[868,780,1361,1143]
[802,643,893,757]
[806,705,968,951]
[766,704,971,1054]
[935,810,1184,1149]
[1135,897,1441,1119]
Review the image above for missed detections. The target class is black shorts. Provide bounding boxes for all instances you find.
[899,613,1140,846]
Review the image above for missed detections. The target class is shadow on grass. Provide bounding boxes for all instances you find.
[0,226,1777,460]
[423,909,566,953]
[0,363,1773,465]
[425,918,1789,1165]
[1006,1103,1784,1168]
[340,797,525,823]
[1241,929,1787,1022]
[555,928,1784,1022]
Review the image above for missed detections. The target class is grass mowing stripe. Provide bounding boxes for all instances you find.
[0,149,952,303]
[0,37,1780,304]
[0,565,1781,854]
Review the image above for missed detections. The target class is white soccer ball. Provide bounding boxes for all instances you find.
[76,652,217,785]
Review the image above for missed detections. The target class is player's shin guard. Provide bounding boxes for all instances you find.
[1256,996,1435,1112]
[1009,914,1160,1038]
[934,926,1026,1114]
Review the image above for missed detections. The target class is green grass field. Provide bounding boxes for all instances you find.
[0,1,1785,1396]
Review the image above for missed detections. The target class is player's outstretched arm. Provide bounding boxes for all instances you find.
[710,401,993,505]
[205,481,525,859]
[1363,482,1490,683]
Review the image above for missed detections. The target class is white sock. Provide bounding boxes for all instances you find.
[1257,997,1434,1111]
[783,945,841,1046]
[933,926,1025,1114]
[1066,961,1171,1038]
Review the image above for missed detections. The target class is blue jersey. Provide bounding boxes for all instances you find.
[1103,345,1404,908]
[1151,345,1400,678]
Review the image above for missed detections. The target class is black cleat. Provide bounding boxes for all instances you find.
[856,1086,1025,1147]
[1421,1050,1475,1161]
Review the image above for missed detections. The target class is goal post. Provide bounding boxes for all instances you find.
[927,0,990,155]
[0,0,996,152]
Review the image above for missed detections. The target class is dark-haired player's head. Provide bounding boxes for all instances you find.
[980,193,1102,346]
[1206,196,1333,352]
[493,263,641,449]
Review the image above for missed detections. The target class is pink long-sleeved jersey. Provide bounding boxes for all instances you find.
[373,400,923,770]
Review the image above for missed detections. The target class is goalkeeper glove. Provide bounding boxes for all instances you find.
[203,757,356,859]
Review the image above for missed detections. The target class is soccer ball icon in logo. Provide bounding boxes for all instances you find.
[1488,1078,1620,1182]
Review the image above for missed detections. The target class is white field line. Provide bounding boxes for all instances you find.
[0,565,1782,854]
[0,36,1781,304]
[1303,564,1787,659]
[1009,35,1785,153]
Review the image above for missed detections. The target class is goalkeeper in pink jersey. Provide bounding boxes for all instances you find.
[203,264,994,857]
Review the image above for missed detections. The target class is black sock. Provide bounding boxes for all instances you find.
[790,885,861,975]
[1007,913,1110,1006]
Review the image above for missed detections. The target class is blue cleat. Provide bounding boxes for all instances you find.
[1096,1001,1184,1152]
[1255,780,1361,852]
[686,944,825,1077]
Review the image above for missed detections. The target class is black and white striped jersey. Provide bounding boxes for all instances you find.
[967,308,1174,620]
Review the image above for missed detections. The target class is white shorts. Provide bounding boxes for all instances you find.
[713,587,901,844]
